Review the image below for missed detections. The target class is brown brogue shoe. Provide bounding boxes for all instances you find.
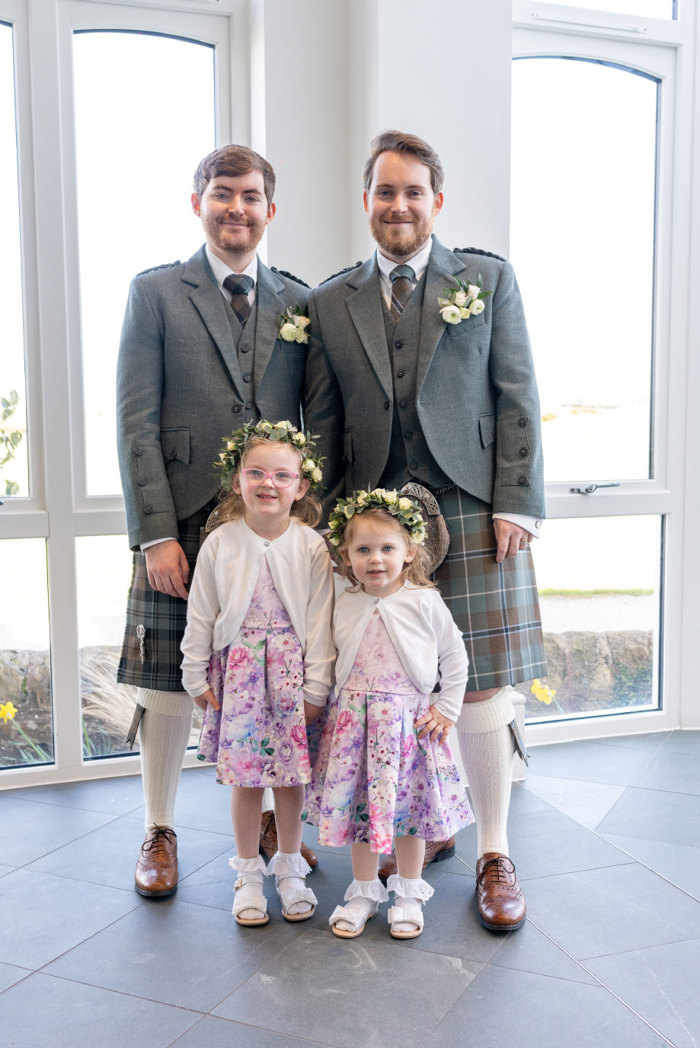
[134,825,178,897]
[258,809,318,870]
[475,852,526,931]
[378,836,456,883]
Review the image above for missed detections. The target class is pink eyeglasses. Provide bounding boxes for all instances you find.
[240,468,300,488]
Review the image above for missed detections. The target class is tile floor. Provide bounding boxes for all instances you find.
[1,731,699,1048]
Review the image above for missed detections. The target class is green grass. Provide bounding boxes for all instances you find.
[539,588,654,598]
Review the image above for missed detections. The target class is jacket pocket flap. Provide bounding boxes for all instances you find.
[161,427,190,465]
[478,413,495,448]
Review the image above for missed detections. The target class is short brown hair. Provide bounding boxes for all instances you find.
[193,145,276,205]
[363,130,444,195]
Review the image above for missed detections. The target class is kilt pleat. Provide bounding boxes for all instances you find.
[433,488,547,691]
[117,505,213,693]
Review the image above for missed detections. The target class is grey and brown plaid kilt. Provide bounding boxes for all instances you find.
[117,504,214,692]
[433,487,547,692]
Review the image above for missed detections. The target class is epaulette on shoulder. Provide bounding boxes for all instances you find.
[453,246,506,262]
[271,267,310,289]
[136,260,181,277]
[319,261,363,285]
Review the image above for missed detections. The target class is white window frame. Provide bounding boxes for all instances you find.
[0,0,248,788]
[513,2,696,746]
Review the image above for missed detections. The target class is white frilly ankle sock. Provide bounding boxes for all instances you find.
[456,686,515,857]
[268,851,317,916]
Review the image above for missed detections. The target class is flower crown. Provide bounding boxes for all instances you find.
[328,488,427,548]
[215,420,324,491]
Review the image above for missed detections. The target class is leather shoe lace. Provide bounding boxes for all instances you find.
[475,852,526,932]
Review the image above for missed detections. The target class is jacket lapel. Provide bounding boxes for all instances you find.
[182,246,245,398]
[253,261,289,391]
[346,256,393,400]
[416,237,467,392]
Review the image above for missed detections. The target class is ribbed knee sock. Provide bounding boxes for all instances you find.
[456,687,514,857]
[138,692,192,831]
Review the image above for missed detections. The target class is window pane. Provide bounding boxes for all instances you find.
[520,516,661,721]
[0,23,28,499]
[0,539,53,768]
[76,535,202,760]
[511,57,658,483]
[72,31,216,497]
[533,0,676,18]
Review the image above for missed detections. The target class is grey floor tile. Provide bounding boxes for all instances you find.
[587,938,700,1048]
[522,774,626,829]
[655,731,700,756]
[0,972,198,1048]
[425,966,670,1048]
[171,1014,333,1048]
[633,748,700,795]
[0,869,141,969]
[507,808,634,879]
[28,816,232,891]
[595,732,671,753]
[487,918,598,984]
[0,864,14,877]
[5,773,144,815]
[598,786,700,847]
[523,863,700,960]
[45,896,306,1012]
[509,780,556,815]
[0,962,31,994]
[602,834,700,901]
[214,928,479,1048]
[527,740,652,786]
[0,797,115,866]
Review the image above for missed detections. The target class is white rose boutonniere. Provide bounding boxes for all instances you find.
[279,305,311,344]
[438,276,492,326]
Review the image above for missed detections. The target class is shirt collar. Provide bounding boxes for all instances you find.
[205,245,258,290]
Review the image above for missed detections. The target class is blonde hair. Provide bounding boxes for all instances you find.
[338,506,434,589]
[216,437,322,528]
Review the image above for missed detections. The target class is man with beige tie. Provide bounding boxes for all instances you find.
[304,130,547,931]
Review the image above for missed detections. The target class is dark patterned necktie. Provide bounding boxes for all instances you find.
[223,274,254,327]
[389,265,416,321]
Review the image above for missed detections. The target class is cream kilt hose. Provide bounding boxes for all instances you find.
[117,503,214,693]
[433,487,547,692]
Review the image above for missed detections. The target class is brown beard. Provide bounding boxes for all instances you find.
[370,218,432,261]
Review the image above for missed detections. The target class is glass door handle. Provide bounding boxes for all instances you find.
[569,482,621,494]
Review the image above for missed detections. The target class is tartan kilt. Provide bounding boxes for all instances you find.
[117,504,214,693]
[433,487,547,692]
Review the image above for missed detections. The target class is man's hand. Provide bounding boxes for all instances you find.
[192,687,219,713]
[415,707,454,746]
[144,539,189,599]
[304,701,323,725]
[493,519,533,564]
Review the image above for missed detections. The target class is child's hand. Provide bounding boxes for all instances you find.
[304,701,323,724]
[415,707,454,746]
[192,687,220,713]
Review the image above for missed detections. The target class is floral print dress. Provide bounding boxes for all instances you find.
[197,559,311,787]
[304,609,473,853]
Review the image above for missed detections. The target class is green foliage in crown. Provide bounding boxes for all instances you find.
[328,488,426,548]
[215,419,324,491]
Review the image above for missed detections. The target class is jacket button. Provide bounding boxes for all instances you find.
[519,447,528,457]
[243,374,251,383]
[395,340,403,350]
[143,504,153,513]
[518,475,527,486]
[137,479,146,487]
[233,405,242,413]
[134,447,143,457]
[241,346,250,354]
[518,417,528,427]
[399,399,408,409]
[409,461,418,472]
[396,368,405,378]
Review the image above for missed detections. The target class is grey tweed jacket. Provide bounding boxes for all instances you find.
[117,245,309,549]
[304,236,544,519]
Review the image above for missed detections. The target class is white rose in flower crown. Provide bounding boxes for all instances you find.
[398,497,413,511]
[302,458,315,473]
[453,290,468,307]
[311,467,323,483]
[293,432,306,445]
[279,322,298,342]
[470,299,485,316]
[441,305,462,325]
[384,490,398,504]
[278,421,292,430]
[261,422,272,433]
[467,284,481,300]
[357,491,369,506]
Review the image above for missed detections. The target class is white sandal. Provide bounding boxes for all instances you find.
[330,896,378,938]
[267,851,318,922]
[229,855,269,926]
[388,897,424,939]
[232,871,269,926]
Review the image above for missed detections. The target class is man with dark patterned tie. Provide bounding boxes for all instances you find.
[116,145,315,897]
[305,130,547,932]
